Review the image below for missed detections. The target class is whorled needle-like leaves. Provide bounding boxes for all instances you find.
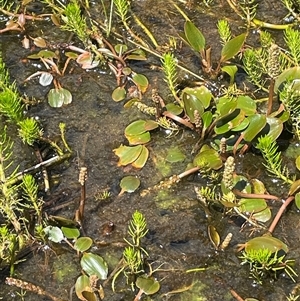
[256,135,292,184]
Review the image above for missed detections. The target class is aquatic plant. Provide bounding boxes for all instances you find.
[112,210,149,291]
[239,236,297,284]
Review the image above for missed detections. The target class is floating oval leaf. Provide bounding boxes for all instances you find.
[39,72,53,86]
[48,87,72,108]
[81,253,108,280]
[115,44,128,55]
[132,73,148,93]
[120,175,140,193]
[238,198,267,214]
[166,147,186,163]
[136,276,160,295]
[126,132,151,145]
[295,192,300,210]
[274,66,300,92]
[112,86,126,102]
[113,144,143,166]
[132,145,149,168]
[182,87,205,122]
[33,37,47,48]
[289,179,300,196]
[243,114,267,142]
[75,275,93,301]
[208,225,220,249]
[221,65,238,84]
[221,33,246,63]
[296,155,300,171]
[61,226,80,239]
[237,95,257,115]
[144,120,159,131]
[245,236,288,254]
[193,147,223,170]
[215,109,245,135]
[44,226,64,243]
[166,103,183,115]
[74,237,93,252]
[184,21,205,52]
[125,120,147,136]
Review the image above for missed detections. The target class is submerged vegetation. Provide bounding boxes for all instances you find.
[1,0,300,300]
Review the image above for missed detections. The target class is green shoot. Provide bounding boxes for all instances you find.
[217,19,231,45]
[256,135,293,184]
[60,2,89,44]
[284,27,300,66]
[113,0,129,24]
[161,53,182,106]
[18,118,42,146]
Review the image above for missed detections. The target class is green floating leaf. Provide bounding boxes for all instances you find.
[136,276,160,295]
[125,120,147,136]
[61,226,80,239]
[48,88,72,108]
[126,49,147,60]
[236,95,257,115]
[182,87,205,122]
[126,132,151,145]
[120,175,140,193]
[184,20,205,52]
[81,253,108,280]
[44,226,64,243]
[238,198,271,223]
[208,225,220,249]
[75,275,93,301]
[221,65,238,84]
[296,156,300,171]
[144,120,159,131]
[112,86,126,102]
[113,144,143,166]
[166,147,186,163]
[274,66,300,92]
[243,114,267,142]
[193,145,223,170]
[295,192,300,210]
[221,33,246,63]
[215,109,245,135]
[202,111,213,130]
[74,237,93,252]
[132,73,148,93]
[115,44,128,55]
[39,72,53,86]
[216,97,237,117]
[245,236,288,254]
[166,103,183,115]
[132,145,149,168]
[289,179,300,196]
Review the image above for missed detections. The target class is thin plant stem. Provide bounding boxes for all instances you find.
[268,195,294,234]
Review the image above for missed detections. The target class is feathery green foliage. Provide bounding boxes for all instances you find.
[113,0,130,23]
[217,19,231,45]
[279,81,300,140]
[18,118,42,146]
[22,174,42,218]
[60,2,89,44]
[256,135,292,184]
[0,57,23,122]
[240,248,297,283]
[285,27,300,66]
[161,53,182,106]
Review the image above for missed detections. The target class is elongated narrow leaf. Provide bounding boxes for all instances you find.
[221,33,246,63]
[243,114,266,142]
[81,253,108,280]
[184,21,205,52]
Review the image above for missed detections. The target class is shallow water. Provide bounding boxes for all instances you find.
[0,1,300,301]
